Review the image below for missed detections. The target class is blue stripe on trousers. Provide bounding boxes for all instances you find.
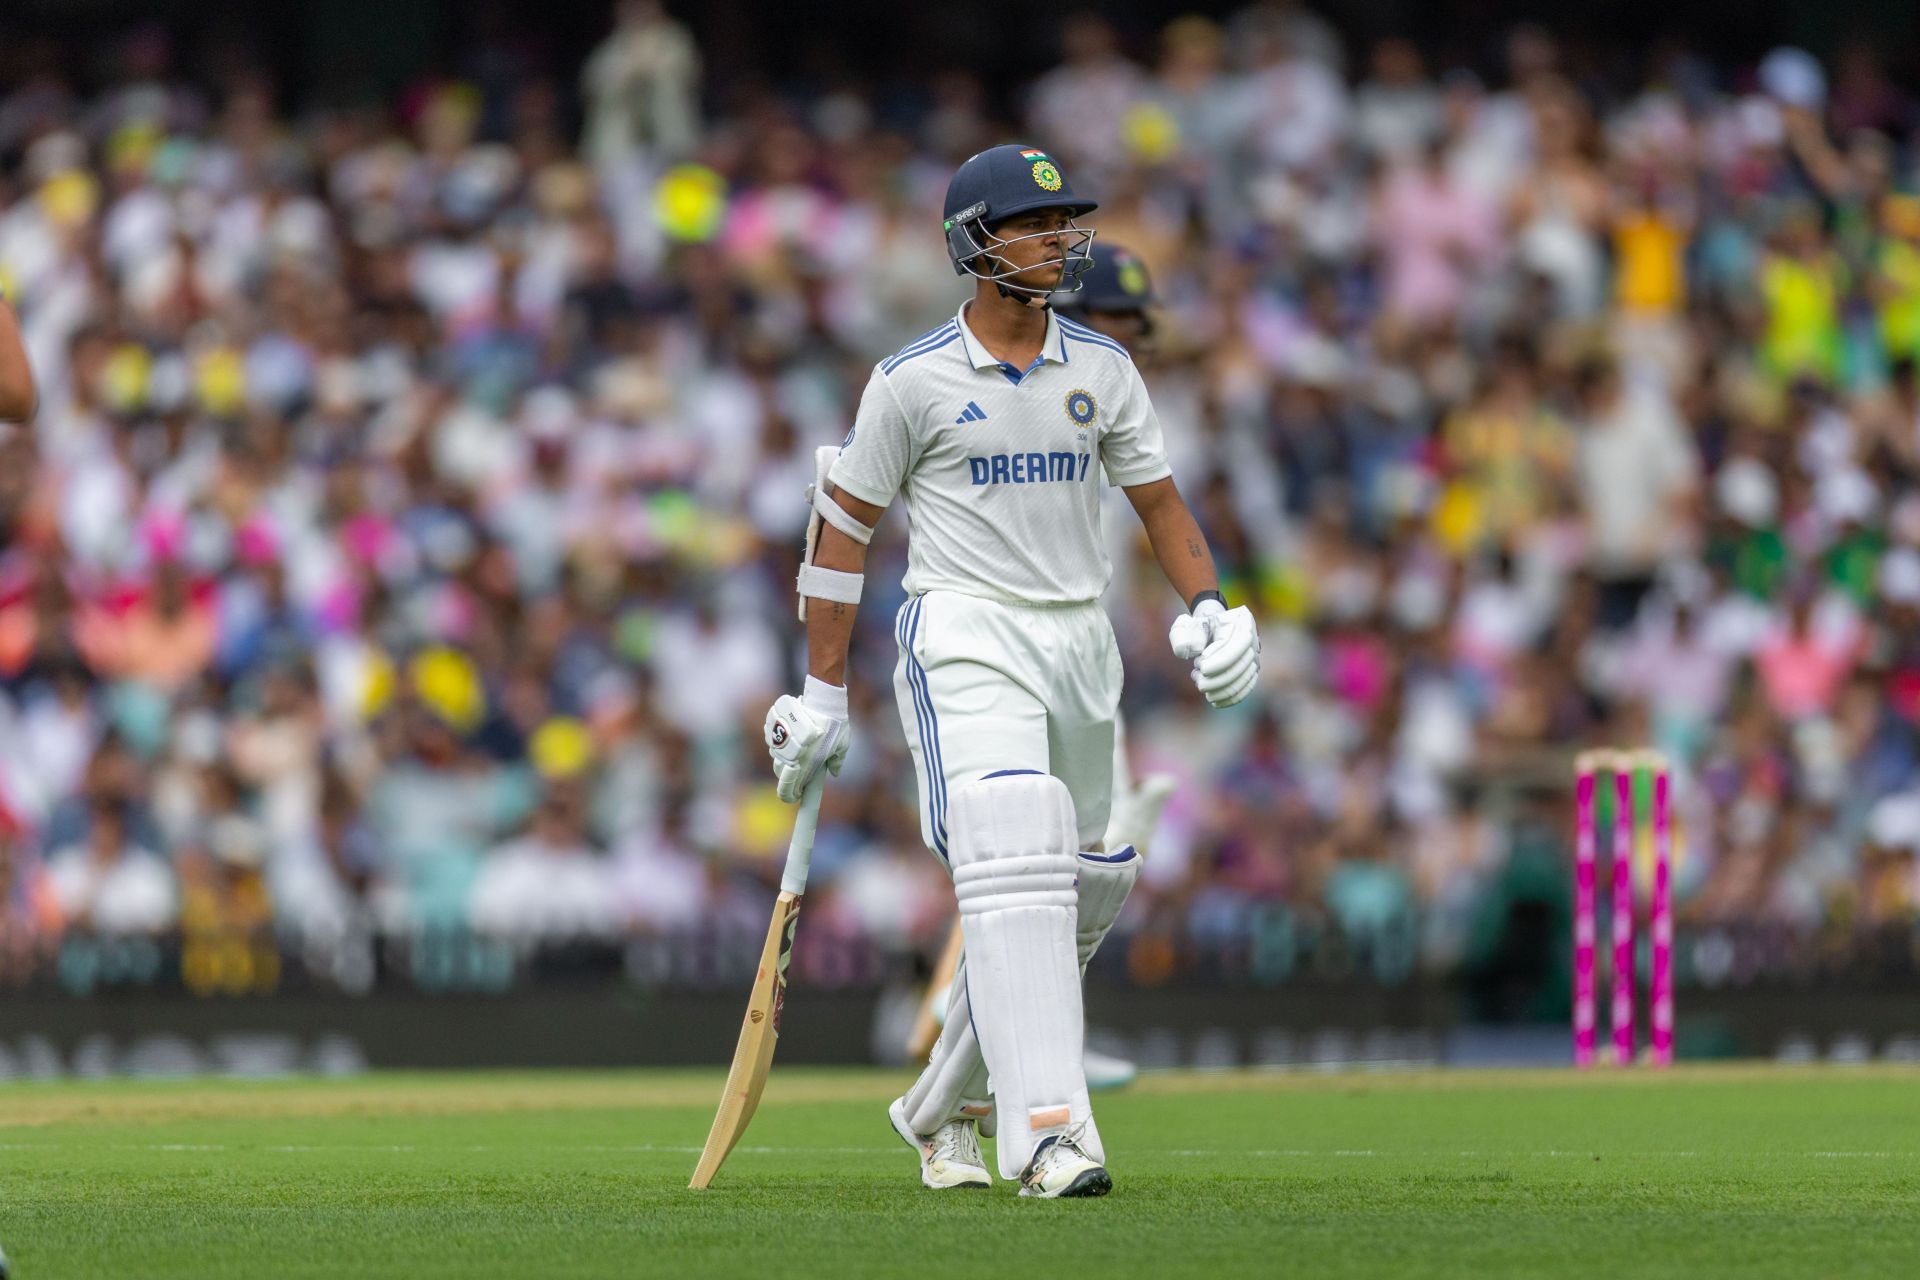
[905,597,948,859]
[899,597,947,860]
[896,602,938,857]
[917,598,950,855]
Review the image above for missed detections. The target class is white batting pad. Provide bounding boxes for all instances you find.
[904,842,1136,1147]
[949,770,1093,1179]
[1074,846,1140,969]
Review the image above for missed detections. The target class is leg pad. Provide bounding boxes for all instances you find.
[1075,846,1141,969]
[949,771,1096,1179]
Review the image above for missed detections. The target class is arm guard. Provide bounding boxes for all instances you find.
[797,445,875,621]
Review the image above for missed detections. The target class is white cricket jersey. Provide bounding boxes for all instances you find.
[829,302,1172,606]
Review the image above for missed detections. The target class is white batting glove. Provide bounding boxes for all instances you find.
[764,676,852,803]
[1169,599,1260,709]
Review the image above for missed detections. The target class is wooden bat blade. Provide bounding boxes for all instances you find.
[688,891,801,1189]
[903,916,964,1061]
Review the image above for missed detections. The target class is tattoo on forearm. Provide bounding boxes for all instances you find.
[830,602,848,621]
[1186,537,1206,560]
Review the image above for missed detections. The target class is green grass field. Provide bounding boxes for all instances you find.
[2,1064,1918,1278]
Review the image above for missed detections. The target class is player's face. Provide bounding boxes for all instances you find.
[990,208,1079,290]
[1080,308,1151,355]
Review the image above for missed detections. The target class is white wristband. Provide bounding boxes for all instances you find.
[802,675,848,720]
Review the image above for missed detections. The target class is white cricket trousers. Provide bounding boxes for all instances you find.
[892,589,1122,857]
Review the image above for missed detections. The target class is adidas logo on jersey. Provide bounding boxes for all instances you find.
[954,401,988,425]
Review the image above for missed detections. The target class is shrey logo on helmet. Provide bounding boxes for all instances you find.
[944,201,987,232]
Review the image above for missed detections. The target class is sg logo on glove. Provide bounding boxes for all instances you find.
[764,683,852,804]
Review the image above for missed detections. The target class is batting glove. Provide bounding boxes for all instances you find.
[1169,599,1261,709]
[764,676,852,803]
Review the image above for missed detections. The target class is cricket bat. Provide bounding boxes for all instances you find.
[903,916,964,1061]
[688,773,825,1189]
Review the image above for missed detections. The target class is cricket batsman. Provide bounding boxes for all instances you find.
[905,239,1176,1090]
[762,144,1259,1198]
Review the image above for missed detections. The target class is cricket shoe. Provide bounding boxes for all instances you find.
[889,1096,991,1189]
[1017,1127,1111,1199]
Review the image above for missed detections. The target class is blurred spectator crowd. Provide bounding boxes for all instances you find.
[3,2,1920,991]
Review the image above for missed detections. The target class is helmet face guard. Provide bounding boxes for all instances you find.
[946,205,1097,299]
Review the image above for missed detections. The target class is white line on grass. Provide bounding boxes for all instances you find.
[0,1142,1910,1159]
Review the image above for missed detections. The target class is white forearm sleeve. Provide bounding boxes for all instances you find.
[812,486,875,545]
[795,564,863,603]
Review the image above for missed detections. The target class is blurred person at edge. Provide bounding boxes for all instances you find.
[1030,13,1147,181]
[1511,78,1608,321]
[580,0,701,168]
[469,783,618,941]
[270,770,381,943]
[1372,128,1498,330]
[0,285,35,422]
[179,810,275,939]
[44,803,177,937]
[1572,355,1699,629]
[75,558,218,694]
[365,701,537,934]
[1620,591,1738,763]
[1757,580,1864,723]
[0,820,62,973]
[1353,37,1441,163]
[1437,336,1574,553]
[1759,200,1848,387]
[1240,21,1349,176]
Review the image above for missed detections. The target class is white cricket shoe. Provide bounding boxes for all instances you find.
[889,1096,991,1190]
[1017,1127,1111,1199]
[1084,1047,1138,1090]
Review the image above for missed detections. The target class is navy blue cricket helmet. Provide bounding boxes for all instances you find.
[1050,241,1155,313]
[943,143,1099,299]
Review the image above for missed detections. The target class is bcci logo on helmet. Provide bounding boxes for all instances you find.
[1065,389,1098,426]
[1032,160,1063,192]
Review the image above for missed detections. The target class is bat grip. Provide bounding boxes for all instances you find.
[779,774,825,896]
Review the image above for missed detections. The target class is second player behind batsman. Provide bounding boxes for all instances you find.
[763,143,1259,1198]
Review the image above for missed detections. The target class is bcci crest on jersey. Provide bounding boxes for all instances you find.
[1065,388,1098,426]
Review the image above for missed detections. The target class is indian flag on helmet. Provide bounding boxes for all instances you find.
[1024,149,1064,192]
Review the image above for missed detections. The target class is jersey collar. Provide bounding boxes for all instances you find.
[956,302,1069,382]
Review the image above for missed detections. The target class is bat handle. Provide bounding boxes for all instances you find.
[779,774,825,896]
